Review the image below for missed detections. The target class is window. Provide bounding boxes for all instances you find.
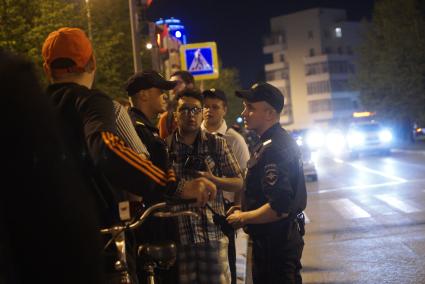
[308,30,314,39]
[309,48,315,57]
[323,47,332,54]
[305,61,355,76]
[279,54,285,62]
[335,27,342,38]
[323,30,330,39]
[265,69,288,81]
[337,46,343,54]
[307,81,331,95]
[309,99,332,113]
[330,80,350,92]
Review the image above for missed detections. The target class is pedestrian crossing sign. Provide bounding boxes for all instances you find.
[180,42,219,80]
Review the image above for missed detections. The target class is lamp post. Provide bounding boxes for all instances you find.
[85,0,93,40]
[129,0,142,72]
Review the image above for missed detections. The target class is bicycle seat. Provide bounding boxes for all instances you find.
[137,241,177,268]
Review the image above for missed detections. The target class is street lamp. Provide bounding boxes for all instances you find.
[129,0,142,72]
[85,0,93,40]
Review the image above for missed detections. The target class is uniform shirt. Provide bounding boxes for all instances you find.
[201,120,250,201]
[168,130,241,244]
[47,83,178,225]
[243,123,307,236]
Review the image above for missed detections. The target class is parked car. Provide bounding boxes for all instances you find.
[346,121,393,158]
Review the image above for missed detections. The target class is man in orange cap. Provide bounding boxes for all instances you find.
[42,27,217,281]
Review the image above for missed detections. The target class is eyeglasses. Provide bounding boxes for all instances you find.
[178,106,203,116]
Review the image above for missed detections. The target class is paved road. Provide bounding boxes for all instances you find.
[302,149,425,283]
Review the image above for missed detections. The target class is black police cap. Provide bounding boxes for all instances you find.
[202,88,227,104]
[125,70,177,96]
[235,82,284,113]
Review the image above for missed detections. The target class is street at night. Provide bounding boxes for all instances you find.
[302,147,425,283]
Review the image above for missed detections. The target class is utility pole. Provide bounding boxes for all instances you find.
[128,0,142,72]
[85,0,93,41]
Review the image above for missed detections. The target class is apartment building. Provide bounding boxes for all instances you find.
[263,8,363,130]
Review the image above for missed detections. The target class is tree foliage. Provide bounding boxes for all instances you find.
[355,0,425,128]
[0,0,83,81]
[0,0,134,97]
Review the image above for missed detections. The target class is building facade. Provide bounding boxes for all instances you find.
[263,8,363,130]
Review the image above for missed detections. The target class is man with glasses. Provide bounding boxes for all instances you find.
[167,90,243,284]
[158,71,195,139]
[125,70,192,283]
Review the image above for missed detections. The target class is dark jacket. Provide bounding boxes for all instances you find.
[243,123,307,236]
[47,83,178,225]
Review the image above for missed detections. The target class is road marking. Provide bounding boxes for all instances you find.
[317,181,403,194]
[375,194,421,213]
[329,198,371,219]
[332,158,407,182]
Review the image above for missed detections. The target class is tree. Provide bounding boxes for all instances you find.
[202,66,243,125]
[0,0,83,81]
[355,0,425,140]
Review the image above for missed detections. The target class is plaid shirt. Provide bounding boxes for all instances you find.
[168,130,241,244]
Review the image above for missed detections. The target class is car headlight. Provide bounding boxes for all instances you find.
[326,131,346,154]
[306,130,325,149]
[379,130,392,142]
[296,137,303,146]
[347,131,365,147]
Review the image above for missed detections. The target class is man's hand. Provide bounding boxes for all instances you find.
[181,177,217,207]
[226,205,241,216]
[226,210,246,229]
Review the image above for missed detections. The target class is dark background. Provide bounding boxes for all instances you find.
[148,0,375,87]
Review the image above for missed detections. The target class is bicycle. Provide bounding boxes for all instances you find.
[100,198,199,284]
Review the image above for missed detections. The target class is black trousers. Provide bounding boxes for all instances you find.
[228,232,237,284]
[251,224,304,284]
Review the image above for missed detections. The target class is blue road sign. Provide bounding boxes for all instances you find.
[180,42,219,80]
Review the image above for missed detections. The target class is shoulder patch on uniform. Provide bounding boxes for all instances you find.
[262,139,272,147]
[264,163,279,186]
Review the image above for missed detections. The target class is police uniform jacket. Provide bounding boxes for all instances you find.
[243,123,307,237]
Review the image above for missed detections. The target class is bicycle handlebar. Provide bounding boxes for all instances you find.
[100,199,199,235]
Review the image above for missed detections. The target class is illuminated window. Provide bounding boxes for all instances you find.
[335,27,342,38]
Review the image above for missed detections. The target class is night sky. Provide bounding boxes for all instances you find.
[148,0,375,87]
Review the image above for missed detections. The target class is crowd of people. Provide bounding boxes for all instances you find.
[1,27,307,284]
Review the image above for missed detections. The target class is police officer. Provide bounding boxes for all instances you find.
[226,82,307,284]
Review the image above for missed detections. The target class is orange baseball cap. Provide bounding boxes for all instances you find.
[42,27,95,75]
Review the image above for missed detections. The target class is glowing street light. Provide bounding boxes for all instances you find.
[146,43,153,50]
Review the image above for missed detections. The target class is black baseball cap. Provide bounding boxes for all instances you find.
[125,70,177,96]
[202,88,227,105]
[235,82,284,113]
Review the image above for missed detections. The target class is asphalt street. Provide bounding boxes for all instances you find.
[302,147,425,284]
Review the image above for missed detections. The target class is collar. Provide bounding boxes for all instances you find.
[130,107,157,130]
[174,128,208,145]
[200,119,227,135]
[260,123,281,142]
